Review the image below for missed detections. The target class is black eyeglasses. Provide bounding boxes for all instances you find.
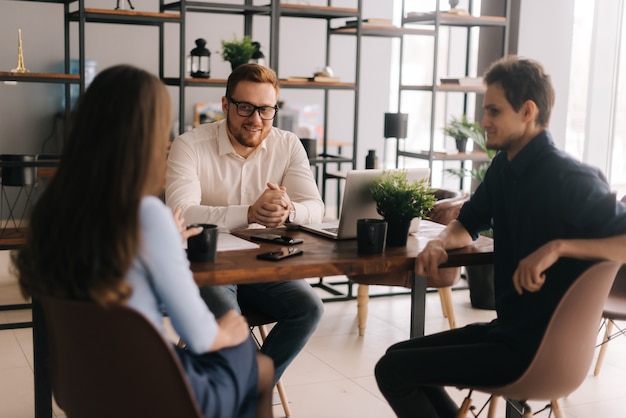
[227,97,278,120]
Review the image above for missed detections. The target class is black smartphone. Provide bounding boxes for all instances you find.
[256,247,304,261]
[250,233,303,245]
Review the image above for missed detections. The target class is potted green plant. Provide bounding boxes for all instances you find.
[370,170,436,247]
[220,35,257,71]
[442,114,483,154]
[444,118,495,186]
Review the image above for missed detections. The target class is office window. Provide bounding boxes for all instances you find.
[612,2,626,196]
[566,0,626,197]
[564,0,593,162]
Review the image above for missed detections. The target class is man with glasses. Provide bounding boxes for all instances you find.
[166,63,324,385]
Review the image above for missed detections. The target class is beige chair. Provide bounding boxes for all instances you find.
[456,260,621,418]
[351,189,469,335]
[593,195,626,377]
[241,307,292,417]
[39,295,203,418]
[593,264,626,376]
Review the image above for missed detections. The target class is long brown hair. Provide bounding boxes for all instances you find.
[13,65,171,305]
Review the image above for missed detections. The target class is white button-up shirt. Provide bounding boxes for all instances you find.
[166,119,324,231]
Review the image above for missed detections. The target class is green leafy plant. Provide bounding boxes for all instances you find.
[442,114,482,141]
[443,115,496,183]
[220,35,257,69]
[369,170,436,221]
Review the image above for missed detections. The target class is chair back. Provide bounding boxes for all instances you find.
[39,296,202,418]
[604,265,626,319]
[483,261,621,401]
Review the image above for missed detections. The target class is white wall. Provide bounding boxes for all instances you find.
[516,0,576,150]
[0,1,393,164]
[1,0,581,165]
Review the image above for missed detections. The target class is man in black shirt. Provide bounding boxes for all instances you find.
[375,55,626,418]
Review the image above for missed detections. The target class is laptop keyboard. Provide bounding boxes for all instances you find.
[322,227,339,234]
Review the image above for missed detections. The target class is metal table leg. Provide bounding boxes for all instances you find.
[33,299,52,417]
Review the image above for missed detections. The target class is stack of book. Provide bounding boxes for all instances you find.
[440,77,483,87]
[343,17,393,27]
[284,75,340,83]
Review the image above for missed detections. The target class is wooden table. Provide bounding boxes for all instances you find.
[32,220,493,417]
[192,221,493,338]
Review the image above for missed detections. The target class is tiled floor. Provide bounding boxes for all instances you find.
[1,269,626,417]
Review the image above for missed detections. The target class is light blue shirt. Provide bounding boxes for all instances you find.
[126,196,218,354]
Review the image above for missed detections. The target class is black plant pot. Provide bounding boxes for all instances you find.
[385,219,411,247]
[455,137,468,153]
[230,61,246,71]
[465,264,495,310]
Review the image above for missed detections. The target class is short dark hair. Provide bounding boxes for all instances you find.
[484,55,555,127]
[225,63,279,98]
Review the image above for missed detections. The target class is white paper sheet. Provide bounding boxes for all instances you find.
[217,233,260,252]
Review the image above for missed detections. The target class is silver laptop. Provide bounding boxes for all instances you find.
[300,168,431,240]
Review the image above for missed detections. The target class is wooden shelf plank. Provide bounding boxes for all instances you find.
[0,72,79,83]
[403,11,506,27]
[278,4,358,19]
[331,25,434,37]
[279,80,355,89]
[397,150,491,163]
[69,8,181,24]
[165,1,270,14]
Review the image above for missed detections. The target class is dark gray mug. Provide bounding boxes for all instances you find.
[187,223,219,262]
[357,219,387,255]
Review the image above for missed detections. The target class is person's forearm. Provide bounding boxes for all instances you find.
[554,234,626,263]
[438,220,474,250]
[182,204,249,230]
[292,199,325,224]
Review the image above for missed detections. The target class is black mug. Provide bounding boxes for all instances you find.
[357,219,387,255]
[187,223,219,262]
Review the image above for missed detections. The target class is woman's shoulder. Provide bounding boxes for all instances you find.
[140,196,172,223]
[141,195,167,210]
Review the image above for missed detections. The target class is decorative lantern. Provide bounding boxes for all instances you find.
[188,38,211,78]
[249,41,266,67]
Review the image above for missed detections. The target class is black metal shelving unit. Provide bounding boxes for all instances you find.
[394,0,510,184]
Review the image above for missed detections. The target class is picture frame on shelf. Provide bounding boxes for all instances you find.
[193,103,224,127]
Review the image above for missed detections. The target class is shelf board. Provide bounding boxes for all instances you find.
[163,77,227,87]
[437,83,486,93]
[0,159,60,168]
[0,72,79,83]
[17,0,70,3]
[69,8,181,24]
[397,83,486,93]
[403,11,506,27]
[0,229,26,250]
[279,80,355,89]
[164,77,355,89]
[397,150,491,163]
[309,155,354,165]
[164,1,270,15]
[331,25,434,38]
[277,4,358,19]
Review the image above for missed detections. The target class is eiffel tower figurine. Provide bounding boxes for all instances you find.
[11,29,29,73]
[115,0,135,10]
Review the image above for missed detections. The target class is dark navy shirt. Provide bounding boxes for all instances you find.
[457,130,626,357]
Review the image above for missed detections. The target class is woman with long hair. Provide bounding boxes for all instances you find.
[12,64,273,418]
